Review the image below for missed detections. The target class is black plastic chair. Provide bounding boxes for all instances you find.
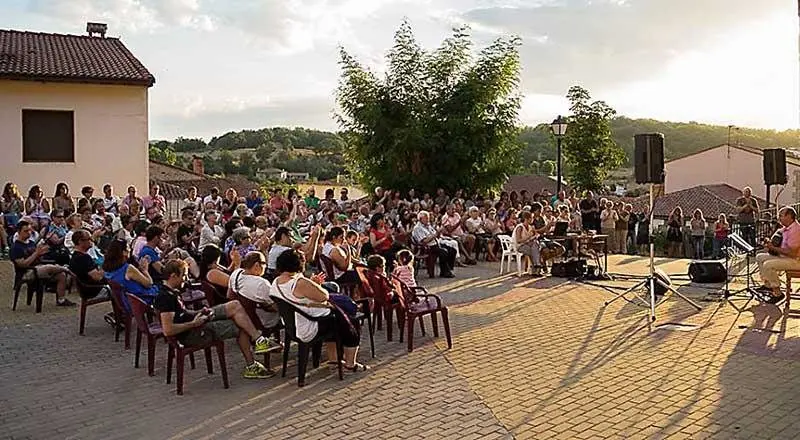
[271,296,343,387]
[11,262,45,313]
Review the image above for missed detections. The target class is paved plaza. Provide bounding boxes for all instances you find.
[2,255,800,440]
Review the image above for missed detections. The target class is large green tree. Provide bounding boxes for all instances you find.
[336,21,523,194]
[562,86,626,190]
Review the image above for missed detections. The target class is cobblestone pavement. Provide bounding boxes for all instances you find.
[2,255,800,439]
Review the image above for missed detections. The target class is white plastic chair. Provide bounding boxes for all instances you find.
[498,234,524,276]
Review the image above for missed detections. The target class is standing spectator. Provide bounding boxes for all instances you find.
[203,187,223,211]
[600,200,619,253]
[615,202,629,254]
[122,185,143,209]
[101,184,120,214]
[636,206,651,255]
[142,185,166,220]
[626,204,638,255]
[579,191,600,232]
[736,187,760,246]
[713,214,730,259]
[690,209,707,259]
[25,185,51,231]
[182,186,203,211]
[434,188,449,208]
[553,191,570,210]
[2,182,24,232]
[52,182,75,215]
[666,207,684,258]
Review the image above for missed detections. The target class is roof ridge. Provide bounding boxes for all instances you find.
[149,159,207,178]
[0,29,121,41]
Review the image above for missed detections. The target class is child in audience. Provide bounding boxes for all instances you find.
[392,249,416,288]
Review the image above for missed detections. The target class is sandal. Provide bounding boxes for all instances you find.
[344,362,370,373]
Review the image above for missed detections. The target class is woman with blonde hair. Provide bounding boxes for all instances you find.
[690,209,707,259]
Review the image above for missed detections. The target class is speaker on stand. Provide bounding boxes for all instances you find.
[763,148,787,210]
[605,133,702,321]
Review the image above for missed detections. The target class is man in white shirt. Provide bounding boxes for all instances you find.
[101,184,120,214]
[199,211,225,250]
[203,187,223,211]
[267,227,294,273]
[228,252,280,328]
[411,211,456,278]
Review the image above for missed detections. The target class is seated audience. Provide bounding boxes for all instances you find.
[68,230,110,300]
[392,249,417,287]
[155,260,276,379]
[10,220,74,306]
[228,252,282,330]
[270,249,368,372]
[321,226,360,285]
[103,239,159,304]
[411,211,456,278]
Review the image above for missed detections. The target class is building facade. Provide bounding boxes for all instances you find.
[0,27,154,197]
[665,144,800,209]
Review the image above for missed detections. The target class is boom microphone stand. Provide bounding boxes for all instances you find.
[603,183,702,321]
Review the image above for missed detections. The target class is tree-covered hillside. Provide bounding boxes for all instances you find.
[520,117,800,169]
[150,118,799,182]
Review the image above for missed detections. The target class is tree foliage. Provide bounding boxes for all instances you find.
[148,142,177,165]
[562,86,626,190]
[335,21,523,194]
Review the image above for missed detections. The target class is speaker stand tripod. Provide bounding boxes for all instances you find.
[603,183,702,321]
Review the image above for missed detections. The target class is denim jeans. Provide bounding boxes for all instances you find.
[692,236,704,259]
[712,237,726,259]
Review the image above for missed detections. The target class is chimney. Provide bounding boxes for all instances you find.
[86,22,108,38]
[191,156,205,175]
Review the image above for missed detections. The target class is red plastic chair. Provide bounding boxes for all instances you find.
[393,276,452,353]
[126,293,165,377]
[68,270,111,335]
[165,333,229,396]
[108,282,133,350]
[411,240,437,278]
[357,267,404,342]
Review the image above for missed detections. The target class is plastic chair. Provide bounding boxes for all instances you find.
[393,276,453,353]
[410,240,437,278]
[319,254,359,297]
[126,293,165,376]
[199,279,228,307]
[498,235,524,276]
[108,282,133,349]
[11,262,45,313]
[357,266,403,342]
[165,333,229,396]
[270,295,343,387]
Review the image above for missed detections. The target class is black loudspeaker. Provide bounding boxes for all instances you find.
[634,133,665,184]
[763,149,787,185]
[551,259,586,278]
[653,268,671,297]
[687,261,727,283]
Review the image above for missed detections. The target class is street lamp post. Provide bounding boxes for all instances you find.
[550,115,569,196]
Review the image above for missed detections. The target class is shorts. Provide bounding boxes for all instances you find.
[22,264,66,281]
[179,304,239,346]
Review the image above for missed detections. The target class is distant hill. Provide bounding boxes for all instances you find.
[150,118,799,182]
[519,116,800,167]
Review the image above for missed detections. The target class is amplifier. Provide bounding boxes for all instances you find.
[687,260,726,283]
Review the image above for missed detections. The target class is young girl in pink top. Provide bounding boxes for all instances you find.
[392,249,417,288]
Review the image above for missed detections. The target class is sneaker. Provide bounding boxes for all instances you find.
[242,361,274,379]
[254,336,283,355]
[57,298,76,307]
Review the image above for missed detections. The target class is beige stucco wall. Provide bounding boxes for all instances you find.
[665,145,800,207]
[0,80,149,199]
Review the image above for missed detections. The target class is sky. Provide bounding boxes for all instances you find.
[3,0,799,140]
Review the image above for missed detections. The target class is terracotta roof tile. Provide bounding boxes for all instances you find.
[607,184,765,219]
[0,29,154,86]
[504,174,570,195]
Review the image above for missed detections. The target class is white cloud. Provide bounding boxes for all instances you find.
[27,0,215,33]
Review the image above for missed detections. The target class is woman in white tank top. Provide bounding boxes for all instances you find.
[269,248,368,372]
